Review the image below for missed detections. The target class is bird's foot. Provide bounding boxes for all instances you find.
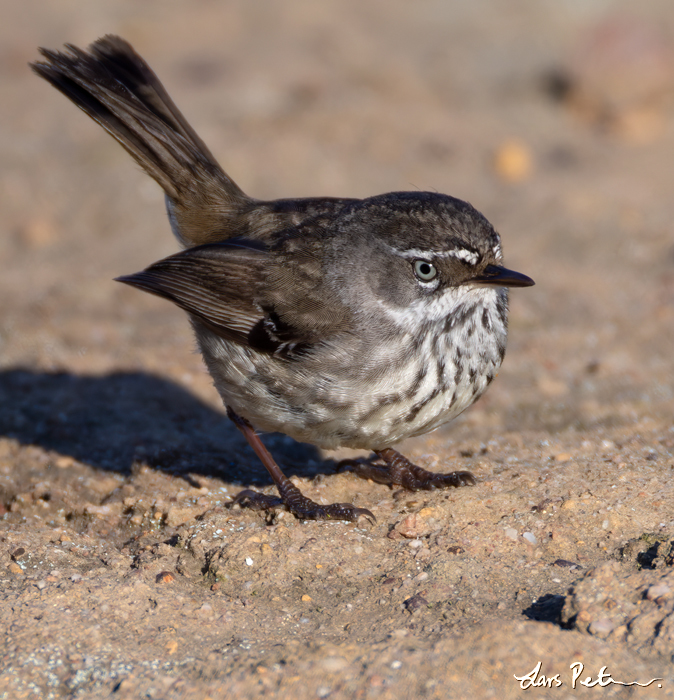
[341,448,476,492]
[229,489,283,511]
[230,481,375,524]
[226,407,375,524]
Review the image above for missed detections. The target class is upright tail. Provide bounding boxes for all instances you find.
[31,35,252,247]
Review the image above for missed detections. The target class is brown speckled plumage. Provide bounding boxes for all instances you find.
[32,36,534,522]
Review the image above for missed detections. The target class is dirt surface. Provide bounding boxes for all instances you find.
[2,1,674,698]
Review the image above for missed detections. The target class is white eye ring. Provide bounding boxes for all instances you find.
[413,259,437,282]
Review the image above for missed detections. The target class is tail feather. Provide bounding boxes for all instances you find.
[32,35,250,246]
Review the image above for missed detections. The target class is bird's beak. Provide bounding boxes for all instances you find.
[470,264,534,288]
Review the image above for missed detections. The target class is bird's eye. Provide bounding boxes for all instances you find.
[413,260,437,282]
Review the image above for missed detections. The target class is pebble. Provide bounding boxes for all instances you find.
[396,513,429,539]
[646,584,671,601]
[404,594,428,612]
[504,528,518,541]
[321,655,349,672]
[156,571,175,584]
[588,617,615,637]
[55,456,75,469]
[493,139,533,183]
[523,532,538,545]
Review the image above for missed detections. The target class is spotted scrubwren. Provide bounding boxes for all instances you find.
[32,36,534,523]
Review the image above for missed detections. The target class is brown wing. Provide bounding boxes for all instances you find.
[116,239,351,354]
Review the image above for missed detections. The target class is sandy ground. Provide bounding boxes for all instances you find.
[2,1,674,698]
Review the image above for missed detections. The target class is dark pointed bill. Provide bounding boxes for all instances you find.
[470,264,534,288]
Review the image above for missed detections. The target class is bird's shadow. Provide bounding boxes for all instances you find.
[0,368,333,486]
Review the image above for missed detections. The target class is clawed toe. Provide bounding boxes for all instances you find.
[229,489,283,511]
[372,448,477,492]
[318,503,376,525]
[284,491,376,524]
[423,469,477,489]
[230,485,376,524]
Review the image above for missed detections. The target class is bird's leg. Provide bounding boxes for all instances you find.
[226,407,375,523]
[343,448,476,491]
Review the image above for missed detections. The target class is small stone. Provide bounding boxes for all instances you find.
[245,557,254,566]
[301,594,312,602]
[156,571,175,584]
[321,655,349,672]
[71,573,83,583]
[404,594,428,612]
[395,513,432,539]
[588,618,615,638]
[8,562,24,575]
[493,139,533,183]
[523,532,538,545]
[646,584,671,601]
[55,456,75,468]
[84,504,114,519]
[553,559,581,569]
[35,580,48,590]
[504,528,518,541]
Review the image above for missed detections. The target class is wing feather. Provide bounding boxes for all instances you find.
[116,241,266,344]
[116,239,350,354]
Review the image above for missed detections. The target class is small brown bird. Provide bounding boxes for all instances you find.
[32,36,534,523]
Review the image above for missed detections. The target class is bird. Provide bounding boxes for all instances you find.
[32,36,534,524]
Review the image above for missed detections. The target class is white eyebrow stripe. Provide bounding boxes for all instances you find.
[389,246,480,265]
[446,248,480,265]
